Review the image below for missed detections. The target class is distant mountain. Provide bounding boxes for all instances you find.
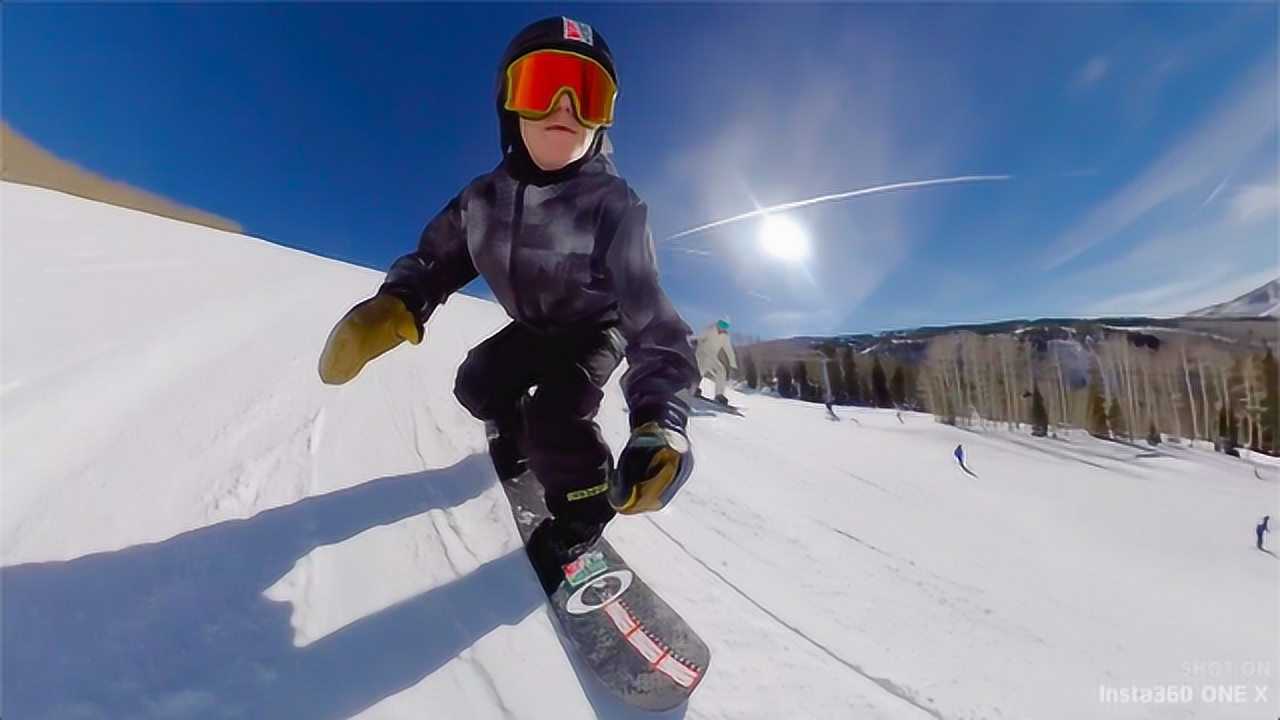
[1188,278,1280,318]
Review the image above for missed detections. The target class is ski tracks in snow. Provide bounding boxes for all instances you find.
[645,516,945,720]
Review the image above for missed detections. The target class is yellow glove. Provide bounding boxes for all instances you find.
[608,421,694,514]
[318,293,422,385]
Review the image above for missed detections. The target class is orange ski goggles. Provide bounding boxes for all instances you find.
[504,49,617,128]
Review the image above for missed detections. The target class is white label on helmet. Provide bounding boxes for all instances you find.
[562,17,594,45]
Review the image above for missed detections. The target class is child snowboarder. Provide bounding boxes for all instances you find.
[318,16,699,588]
[692,319,737,405]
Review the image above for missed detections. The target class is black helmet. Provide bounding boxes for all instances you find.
[495,16,617,157]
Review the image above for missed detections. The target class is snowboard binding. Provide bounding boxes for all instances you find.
[525,516,608,595]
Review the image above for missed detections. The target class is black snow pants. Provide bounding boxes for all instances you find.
[454,320,624,525]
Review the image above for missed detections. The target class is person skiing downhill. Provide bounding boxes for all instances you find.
[1258,515,1271,551]
[954,443,977,477]
[692,319,737,405]
[317,16,699,589]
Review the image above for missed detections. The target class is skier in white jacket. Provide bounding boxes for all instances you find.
[693,319,737,405]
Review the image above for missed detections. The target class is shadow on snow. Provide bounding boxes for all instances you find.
[4,454,548,719]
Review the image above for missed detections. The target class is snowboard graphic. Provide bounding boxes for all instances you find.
[500,472,710,711]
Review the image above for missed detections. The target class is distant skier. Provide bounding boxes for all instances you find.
[1258,515,1271,551]
[317,17,698,588]
[824,399,839,420]
[955,443,977,478]
[692,319,737,406]
[821,360,839,420]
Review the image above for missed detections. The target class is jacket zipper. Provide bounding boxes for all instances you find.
[510,181,528,324]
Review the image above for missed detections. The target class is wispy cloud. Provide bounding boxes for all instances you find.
[760,308,843,336]
[1071,56,1110,90]
[1061,165,1278,317]
[1230,182,1280,223]
[1084,266,1277,317]
[1042,54,1278,270]
[668,246,714,257]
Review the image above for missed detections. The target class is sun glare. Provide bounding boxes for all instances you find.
[758,215,810,262]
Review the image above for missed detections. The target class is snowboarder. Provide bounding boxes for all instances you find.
[317,16,699,587]
[1258,515,1271,551]
[692,319,737,405]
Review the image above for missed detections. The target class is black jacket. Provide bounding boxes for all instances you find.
[380,151,698,432]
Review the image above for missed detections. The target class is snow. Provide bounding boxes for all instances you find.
[4,181,1278,719]
[1189,279,1280,318]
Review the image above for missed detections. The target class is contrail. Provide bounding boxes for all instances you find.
[665,175,1012,242]
[1201,174,1231,208]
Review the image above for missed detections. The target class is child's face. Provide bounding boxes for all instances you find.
[519,93,598,171]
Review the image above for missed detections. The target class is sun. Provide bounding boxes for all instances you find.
[758,214,810,262]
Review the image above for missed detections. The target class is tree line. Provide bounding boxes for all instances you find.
[918,331,1278,455]
[738,344,919,410]
[737,331,1279,456]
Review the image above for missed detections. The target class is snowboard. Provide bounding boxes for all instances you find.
[688,395,743,416]
[500,471,709,711]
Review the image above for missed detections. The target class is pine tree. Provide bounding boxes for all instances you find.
[1087,367,1108,437]
[776,364,796,399]
[743,351,759,390]
[1262,350,1278,454]
[842,349,863,406]
[793,361,811,401]
[904,364,921,411]
[938,394,956,425]
[890,365,906,407]
[1147,421,1161,446]
[871,356,892,408]
[1108,396,1125,438]
[1030,385,1049,437]
[1218,407,1239,456]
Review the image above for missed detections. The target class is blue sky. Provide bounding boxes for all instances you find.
[6,3,1277,339]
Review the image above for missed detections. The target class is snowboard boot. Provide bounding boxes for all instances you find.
[714,394,730,406]
[525,516,608,595]
[485,401,528,482]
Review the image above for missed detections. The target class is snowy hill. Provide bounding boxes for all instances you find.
[3,181,1277,720]
[1189,278,1280,318]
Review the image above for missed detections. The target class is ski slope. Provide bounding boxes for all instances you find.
[3,181,1277,719]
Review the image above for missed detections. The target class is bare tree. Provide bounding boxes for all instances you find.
[1197,352,1214,444]
[1178,340,1200,441]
